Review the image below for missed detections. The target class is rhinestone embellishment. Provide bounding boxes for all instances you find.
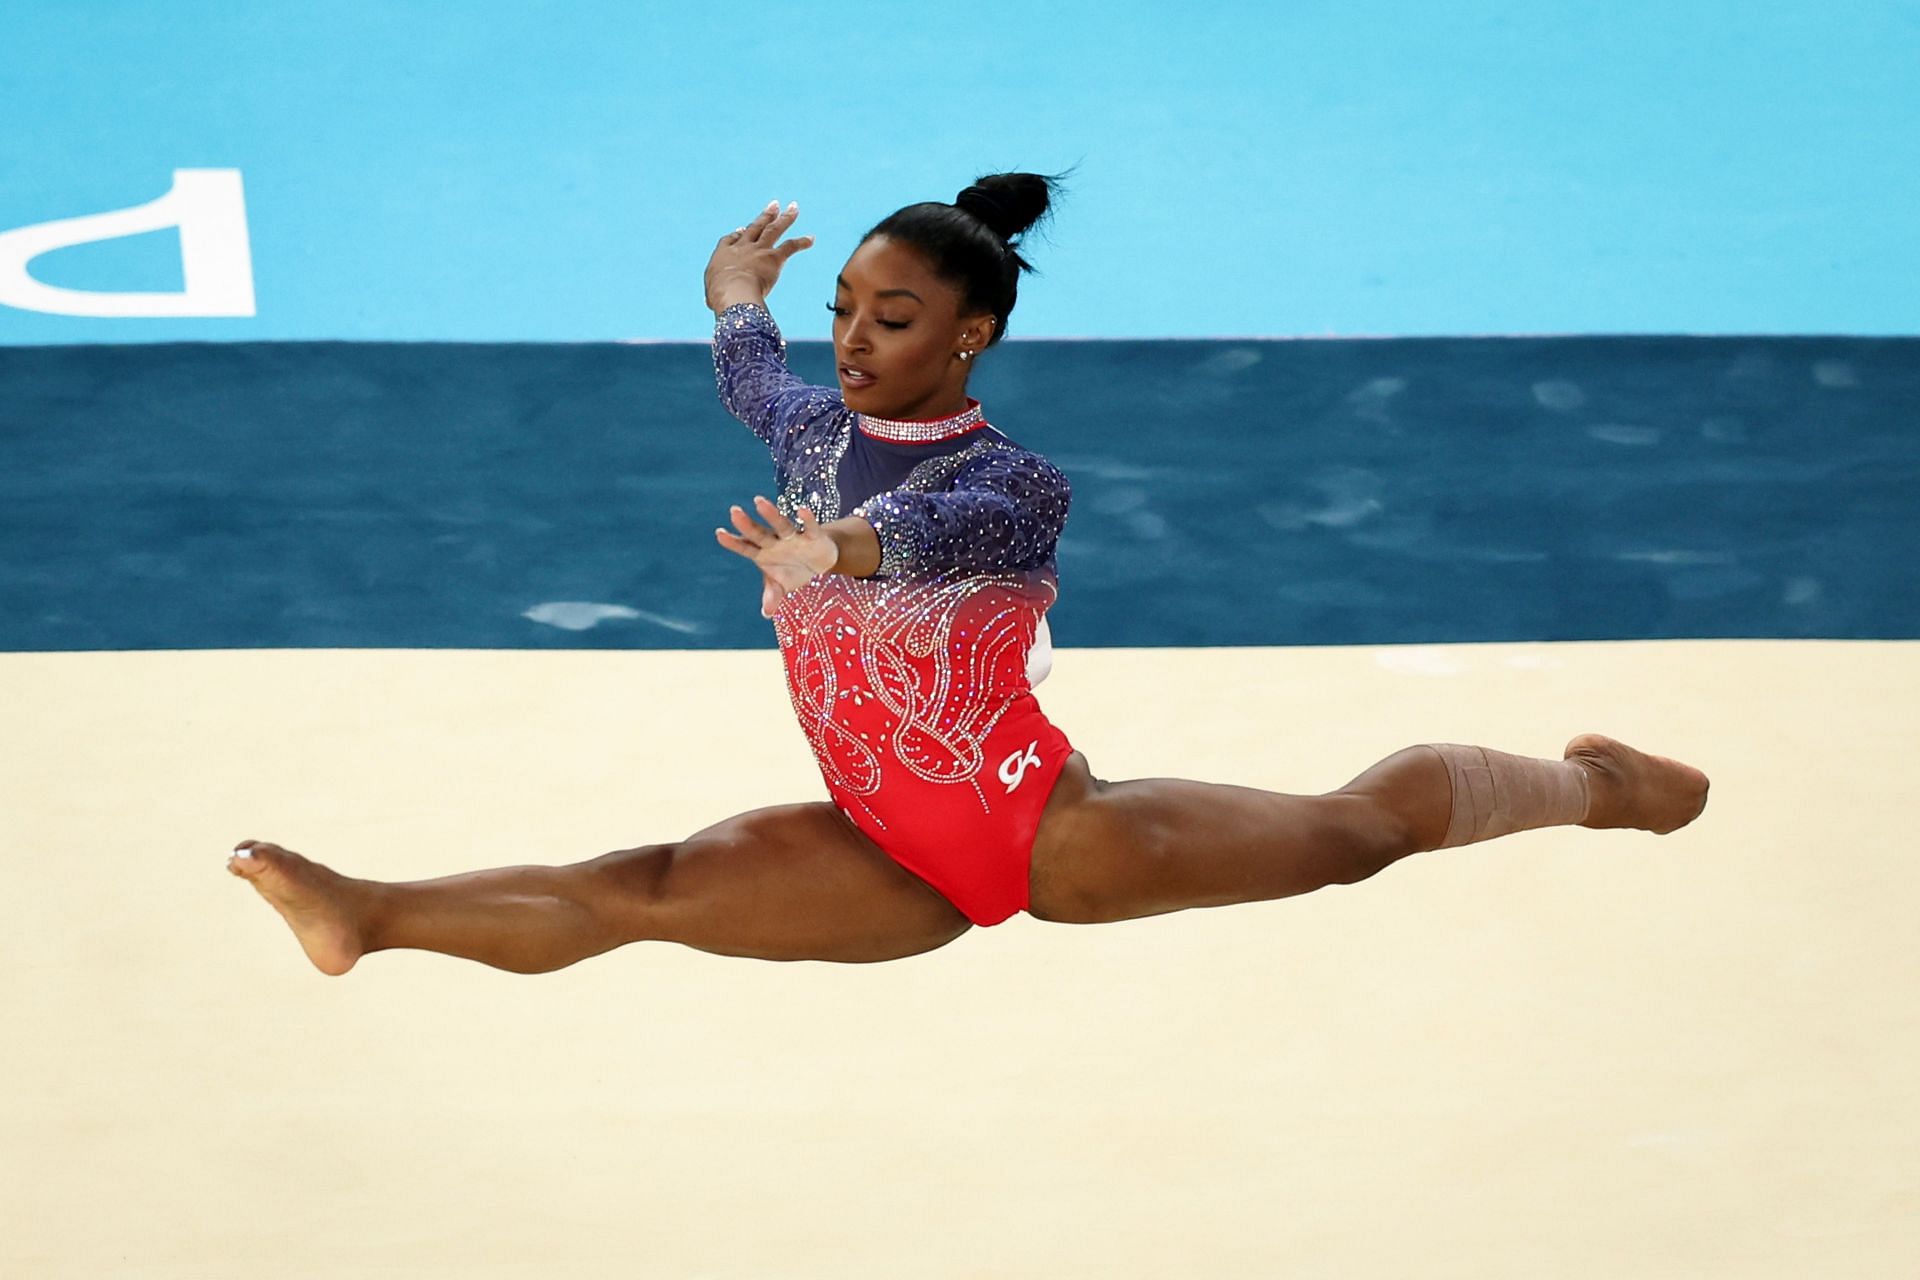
[856,398,987,443]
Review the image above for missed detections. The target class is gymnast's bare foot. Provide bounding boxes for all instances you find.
[1564,734,1710,835]
[227,840,369,975]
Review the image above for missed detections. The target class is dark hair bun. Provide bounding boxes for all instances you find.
[954,172,1059,244]
[862,164,1076,348]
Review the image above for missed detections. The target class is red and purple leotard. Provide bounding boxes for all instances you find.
[713,301,1073,925]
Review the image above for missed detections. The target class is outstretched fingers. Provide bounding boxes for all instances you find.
[716,496,774,550]
[715,499,782,567]
[754,494,801,537]
[716,200,782,245]
[714,528,760,561]
[748,200,796,242]
[744,200,813,256]
[714,498,832,616]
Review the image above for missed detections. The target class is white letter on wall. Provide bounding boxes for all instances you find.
[0,169,255,317]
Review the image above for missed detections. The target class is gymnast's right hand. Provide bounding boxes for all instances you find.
[705,201,814,312]
[716,496,838,618]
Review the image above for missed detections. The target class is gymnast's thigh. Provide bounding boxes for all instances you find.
[628,800,974,963]
[1026,752,1370,925]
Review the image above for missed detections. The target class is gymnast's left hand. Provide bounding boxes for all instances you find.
[715,496,838,617]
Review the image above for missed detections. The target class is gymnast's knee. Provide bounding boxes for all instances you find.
[1319,791,1421,878]
[575,842,682,924]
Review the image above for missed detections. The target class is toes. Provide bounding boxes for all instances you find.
[228,839,286,877]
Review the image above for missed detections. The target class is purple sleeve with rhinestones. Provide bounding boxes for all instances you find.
[853,447,1072,577]
[711,301,841,474]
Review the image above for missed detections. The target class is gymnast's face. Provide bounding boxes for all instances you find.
[831,235,995,420]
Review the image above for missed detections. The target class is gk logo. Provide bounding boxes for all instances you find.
[998,740,1043,793]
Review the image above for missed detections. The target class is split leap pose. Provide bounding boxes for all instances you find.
[230,173,1709,974]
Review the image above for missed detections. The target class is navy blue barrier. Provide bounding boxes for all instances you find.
[2,335,1914,651]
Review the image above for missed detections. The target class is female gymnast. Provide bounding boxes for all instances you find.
[228,173,1709,974]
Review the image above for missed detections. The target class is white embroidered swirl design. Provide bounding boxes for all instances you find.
[773,572,1055,810]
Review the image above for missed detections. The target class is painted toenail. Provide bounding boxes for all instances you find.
[233,847,254,857]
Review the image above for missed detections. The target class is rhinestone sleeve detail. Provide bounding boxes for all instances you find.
[712,301,844,475]
[852,444,1072,578]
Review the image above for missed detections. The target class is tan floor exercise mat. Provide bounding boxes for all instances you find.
[4,640,1913,1278]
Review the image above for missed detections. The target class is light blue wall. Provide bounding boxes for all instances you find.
[3,1,1915,342]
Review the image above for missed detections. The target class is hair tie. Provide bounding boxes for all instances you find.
[955,185,1017,240]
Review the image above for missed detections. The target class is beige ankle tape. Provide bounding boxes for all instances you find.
[1425,744,1591,849]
